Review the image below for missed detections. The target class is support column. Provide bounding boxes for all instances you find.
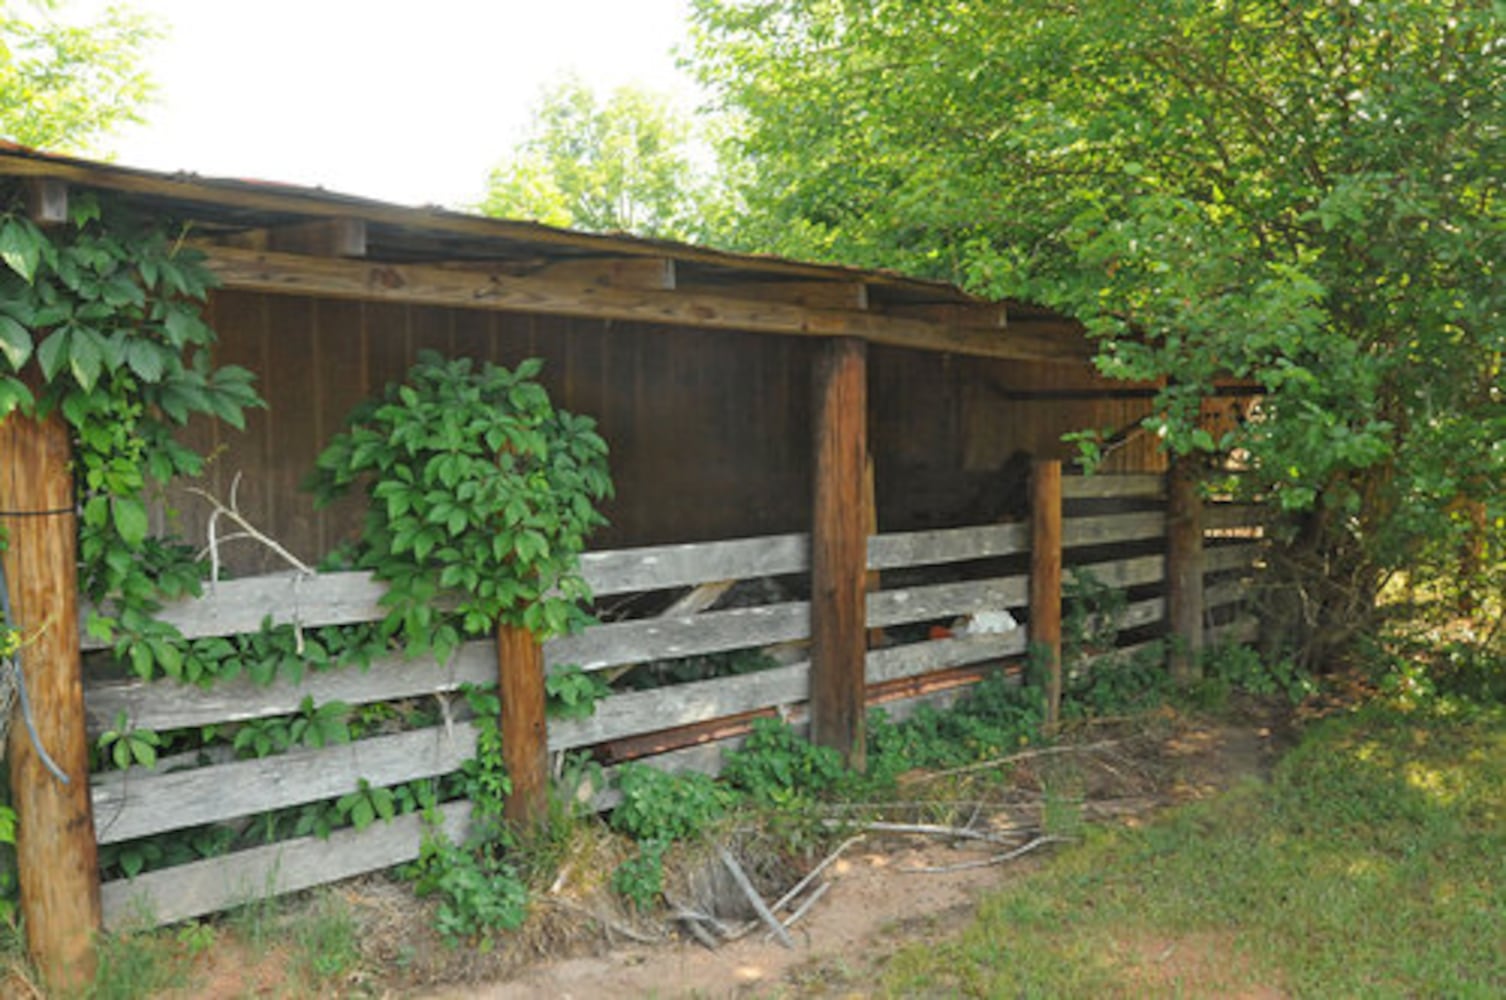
[1,404,100,991]
[1167,456,1205,682]
[810,337,868,770]
[497,624,547,826]
[1030,460,1064,727]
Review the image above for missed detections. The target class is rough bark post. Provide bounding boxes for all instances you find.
[1030,459,1063,728]
[810,337,868,771]
[1167,456,1205,682]
[1,404,100,990]
[497,624,548,827]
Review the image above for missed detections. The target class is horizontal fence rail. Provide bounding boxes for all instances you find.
[83,474,1270,929]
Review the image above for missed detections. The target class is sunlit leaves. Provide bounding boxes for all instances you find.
[307,351,614,659]
[689,0,1506,618]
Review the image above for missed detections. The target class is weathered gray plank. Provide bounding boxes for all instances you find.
[91,723,479,845]
[1063,511,1166,549]
[1069,554,1166,590]
[865,631,1029,684]
[81,570,388,650]
[1205,543,1261,574]
[866,522,1029,571]
[549,601,812,672]
[1204,579,1247,611]
[85,642,495,737]
[1209,615,1260,645]
[867,576,1030,629]
[578,534,810,596]
[100,801,473,929]
[549,663,811,751]
[1062,474,1165,500]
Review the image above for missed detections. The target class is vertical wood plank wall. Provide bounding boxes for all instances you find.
[179,292,1221,575]
[181,292,818,573]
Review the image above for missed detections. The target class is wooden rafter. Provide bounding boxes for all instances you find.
[528,255,676,290]
[682,279,869,311]
[196,245,1093,363]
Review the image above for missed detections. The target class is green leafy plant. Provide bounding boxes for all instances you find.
[722,716,846,806]
[96,711,162,770]
[0,188,261,666]
[409,825,529,944]
[610,763,733,844]
[611,840,667,911]
[305,350,613,664]
[546,664,611,720]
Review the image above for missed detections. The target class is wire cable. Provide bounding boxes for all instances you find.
[0,557,71,784]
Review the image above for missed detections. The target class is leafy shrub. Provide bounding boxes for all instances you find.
[306,351,612,663]
[722,717,846,806]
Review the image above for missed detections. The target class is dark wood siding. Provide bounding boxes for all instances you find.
[178,292,816,574]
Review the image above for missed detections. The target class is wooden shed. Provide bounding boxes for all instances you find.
[0,146,1263,981]
[2,143,1177,564]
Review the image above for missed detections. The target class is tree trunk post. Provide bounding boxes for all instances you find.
[496,624,548,827]
[1167,456,1205,682]
[1030,459,1064,727]
[810,337,869,771]
[1,405,100,991]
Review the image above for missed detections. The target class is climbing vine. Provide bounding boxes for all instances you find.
[306,350,613,663]
[0,187,262,641]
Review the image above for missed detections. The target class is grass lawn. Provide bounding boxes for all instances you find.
[880,703,1506,998]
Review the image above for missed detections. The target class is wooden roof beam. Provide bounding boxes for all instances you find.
[197,244,1093,364]
[530,255,676,290]
[885,302,1007,329]
[680,279,869,311]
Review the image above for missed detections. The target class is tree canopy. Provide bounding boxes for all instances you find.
[690,0,1505,653]
[479,77,710,241]
[0,0,158,153]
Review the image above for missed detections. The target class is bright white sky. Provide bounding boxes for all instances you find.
[91,0,701,209]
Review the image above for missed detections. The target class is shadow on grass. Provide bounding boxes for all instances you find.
[881,704,1506,998]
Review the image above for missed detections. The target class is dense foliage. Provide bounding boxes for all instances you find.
[479,76,711,241]
[306,351,613,663]
[0,0,158,153]
[689,0,1505,662]
[0,188,261,640]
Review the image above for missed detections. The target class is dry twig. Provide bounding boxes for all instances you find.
[768,834,864,914]
[899,834,1071,874]
[718,846,793,949]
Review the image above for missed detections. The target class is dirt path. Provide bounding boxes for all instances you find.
[419,715,1291,1000]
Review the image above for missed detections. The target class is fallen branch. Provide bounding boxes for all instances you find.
[765,880,830,942]
[768,834,864,914]
[899,834,1071,874]
[718,846,793,950]
[822,819,1026,848]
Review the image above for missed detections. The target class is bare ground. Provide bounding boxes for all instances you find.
[105,703,1297,999]
[412,704,1296,1000]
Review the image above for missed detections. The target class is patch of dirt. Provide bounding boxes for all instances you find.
[151,704,1299,999]
[410,704,1299,1000]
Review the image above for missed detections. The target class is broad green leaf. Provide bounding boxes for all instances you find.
[111,496,149,546]
[0,219,42,283]
[0,315,33,370]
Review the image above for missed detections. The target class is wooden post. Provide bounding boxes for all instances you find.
[496,624,548,827]
[810,338,868,770]
[1167,456,1205,682]
[1,405,100,990]
[1030,460,1064,728]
